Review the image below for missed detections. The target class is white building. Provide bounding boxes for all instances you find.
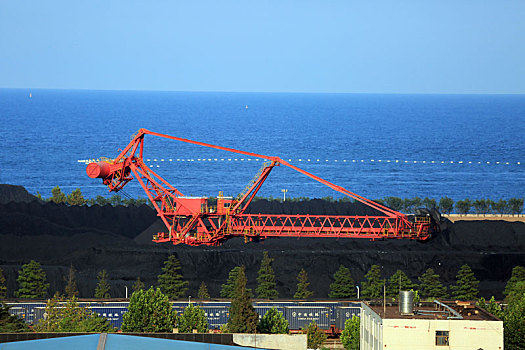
[360,299,503,350]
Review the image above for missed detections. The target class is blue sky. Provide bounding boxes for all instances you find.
[1,0,524,93]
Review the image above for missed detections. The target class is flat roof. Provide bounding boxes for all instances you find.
[366,301,500,321]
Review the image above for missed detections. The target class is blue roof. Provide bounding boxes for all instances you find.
[0,334,99,350]
[0,334,266,350]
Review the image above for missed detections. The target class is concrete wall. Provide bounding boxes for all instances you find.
[232,334,307,350]
[382,318,504,350]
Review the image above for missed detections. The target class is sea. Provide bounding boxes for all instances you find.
[1,89,524,202]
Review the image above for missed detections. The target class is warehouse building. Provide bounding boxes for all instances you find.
[360,294,503,349]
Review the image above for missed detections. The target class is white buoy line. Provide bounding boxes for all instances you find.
[77,158,522,166]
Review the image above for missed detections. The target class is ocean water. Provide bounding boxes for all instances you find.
[1,89,524,202]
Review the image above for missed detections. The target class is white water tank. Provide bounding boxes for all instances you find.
[399,290,414,315]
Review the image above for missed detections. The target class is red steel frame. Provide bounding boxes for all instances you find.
[86,128,433,246]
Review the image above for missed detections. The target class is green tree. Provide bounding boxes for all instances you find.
[450,264,479,300]
[303,321,327,349]
[0,268,7,299]
[473,199,490,215]
[177,303,208,333]
[258,307,289,334]
[109,195,123,206]
[198,282,210,299]
[422,197,437,209]
[15,260,49,298]
[227,266,259,333]
[95,269,111,298]
[221,266,241,298]
[455,199,472,215]
[386,270,417,298]
[508,198,524,216]
[329,265,356,298]
[121,287,176,332]
[478,296,503,319]
[418,268,448,299]
[66,188,87,206]
[404,197,422,213]
[361,265,384,299]
[294,268,313,299]
[438,197,454,214]
[492,199,509,215]
[384,197,404,211]
[64,264,79,298]
[132,277,145,293]
[35,294,114,332]
[340,315,360,350]
[221,266,252,298]
[504,266,525,299]
[93,195,109,206]
[502,281,525,349]
[0,304,31,332]
[256,251,278,299]
[50,185,67,204]
[157,255,188,299]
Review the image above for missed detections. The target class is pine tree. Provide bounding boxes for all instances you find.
[329,265,356,299]
[221,266,252,298]
[450,264,479,300]
[15,260,49,298]
[94,269,111,298]
[66,188,86,206]
[50,186,67,204]
[418,268,448,299]
[64,264,79,298]
[132,277,145,293]
[504,265,525,299]
[157,255,188,299]
[177,303,208,333]
[361,265,384,299]
[386,270,417,298]
[198,282,210,299]
[294,268,313,299]
[227,266,259,333]
[121,287,176,332]
[256,251,278,299]
[258,307,289,334]
[0,268,7,299]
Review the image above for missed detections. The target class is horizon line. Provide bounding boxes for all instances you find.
[1,87,525,96]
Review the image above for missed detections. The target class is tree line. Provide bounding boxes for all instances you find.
[0,255,520,302]
[1,257,523,349]
[36,186,150,207]
[35,187,524,215]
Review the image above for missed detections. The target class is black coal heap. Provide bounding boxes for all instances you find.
[0,184,523,299]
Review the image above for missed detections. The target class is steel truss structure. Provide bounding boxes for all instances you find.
[87,129,435,246]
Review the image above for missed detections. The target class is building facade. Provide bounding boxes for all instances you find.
[360,301,503,350]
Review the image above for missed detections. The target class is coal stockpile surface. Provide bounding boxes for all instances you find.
[0,184,524,300]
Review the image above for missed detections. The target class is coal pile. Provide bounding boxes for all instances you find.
[0,184,523,300]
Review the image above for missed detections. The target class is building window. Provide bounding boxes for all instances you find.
[436,331,449,346]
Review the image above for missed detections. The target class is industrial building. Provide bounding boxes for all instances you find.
[360,293,503,349]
